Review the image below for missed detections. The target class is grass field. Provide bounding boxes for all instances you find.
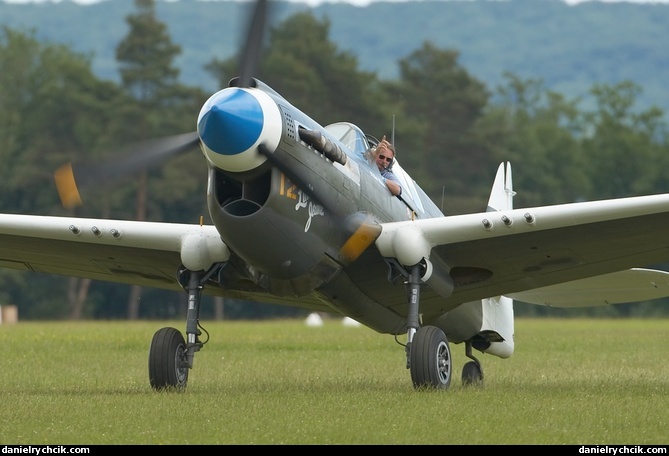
[0,318,668,445]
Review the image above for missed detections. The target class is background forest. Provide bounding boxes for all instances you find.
[1,0,669,320]
[3,0,669,114]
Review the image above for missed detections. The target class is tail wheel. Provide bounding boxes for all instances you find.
[149,327,189,391]
[461,360,484,387]
[409,325,452,390]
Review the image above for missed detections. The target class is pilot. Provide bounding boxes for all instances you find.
[373,136,402,197]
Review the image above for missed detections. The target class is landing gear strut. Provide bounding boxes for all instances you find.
[148,264,223,390]
[461,341,484,386]
[397,261,486,390]
[403,263,453,390]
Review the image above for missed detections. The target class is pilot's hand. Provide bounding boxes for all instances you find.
[377,136,391,151]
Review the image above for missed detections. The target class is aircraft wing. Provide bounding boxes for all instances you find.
[375,193,669,311]
[0,213,223,291]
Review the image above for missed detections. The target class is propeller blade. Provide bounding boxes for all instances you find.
[54,131,200,208]
[54,162,83,209]
[237,0,269,88]
[102,131,200,179]
[339,212,382,262]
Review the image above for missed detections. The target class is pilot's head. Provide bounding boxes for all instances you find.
[374,136,395,171]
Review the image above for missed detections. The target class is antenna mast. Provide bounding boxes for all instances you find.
[391,115,396,145]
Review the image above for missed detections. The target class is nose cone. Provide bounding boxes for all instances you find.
[197,87,282,173]
[198,89,263,156]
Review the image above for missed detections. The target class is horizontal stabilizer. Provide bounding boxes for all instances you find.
[507,268,669,307]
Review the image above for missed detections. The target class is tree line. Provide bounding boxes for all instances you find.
[1,0,668,320]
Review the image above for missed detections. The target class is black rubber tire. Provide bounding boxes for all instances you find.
[461,360,484,387]
[148,327,189,391]
[409,326,452,390]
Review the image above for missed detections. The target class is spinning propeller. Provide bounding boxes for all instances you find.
[54,132,200,208]
[54,0,270,208]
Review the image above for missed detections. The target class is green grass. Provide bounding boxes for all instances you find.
[1,318,668,444]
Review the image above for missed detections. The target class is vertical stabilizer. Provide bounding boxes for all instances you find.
[487,162,515,212]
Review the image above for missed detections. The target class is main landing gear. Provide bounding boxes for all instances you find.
[147,261,486,391]
[148,265,222,390]
[401,263,484,390]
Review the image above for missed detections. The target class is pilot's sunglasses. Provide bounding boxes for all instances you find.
[378,154,393,163]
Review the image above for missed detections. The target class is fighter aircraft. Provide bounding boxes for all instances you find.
[3,0,669,391]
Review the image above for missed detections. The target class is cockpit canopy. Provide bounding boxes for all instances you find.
[324,122,425,214]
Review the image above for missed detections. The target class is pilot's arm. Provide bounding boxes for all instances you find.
[383,172,402,197]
